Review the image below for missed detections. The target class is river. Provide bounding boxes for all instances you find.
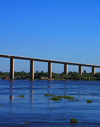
[0,79,100,127]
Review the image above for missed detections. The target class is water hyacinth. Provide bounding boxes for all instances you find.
[86,100,92,103]
[58,95,75,99]
[50,96,61,101]
[44,94,54,97]
[70,118,79,123]
[25,122,29,124]
[17,95,25,98]
[45,94,78,101]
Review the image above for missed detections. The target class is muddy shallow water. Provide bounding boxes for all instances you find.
[0,79,100,127]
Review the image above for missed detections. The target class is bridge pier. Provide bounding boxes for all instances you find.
[92,66,95,75]
[64,64,68,75]
[48,62,52,80]
[79,65,82,75]
[10,58,14,79]
[30,60,34,80]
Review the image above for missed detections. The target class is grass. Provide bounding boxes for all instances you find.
[70,118,79,123]
[86,100,92,103]
[17,95,25,98]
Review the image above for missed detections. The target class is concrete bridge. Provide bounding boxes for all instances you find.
[0,54,100,80]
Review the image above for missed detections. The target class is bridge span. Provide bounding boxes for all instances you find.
[0,54,100,80]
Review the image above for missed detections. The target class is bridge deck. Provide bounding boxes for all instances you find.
[0,54,100,68]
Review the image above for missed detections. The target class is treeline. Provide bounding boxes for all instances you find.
[1,70,100,80]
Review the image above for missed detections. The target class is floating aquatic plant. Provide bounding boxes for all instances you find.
[50,110,54,112]
[75,100,79,101]
[45,94,54,97]
[25,122,29,124]
[45,94,78,102]
[70,99,79,101]
[86,100,92,103]
[70,118,79,123]
[50,96,61,101]
[58,95,75,100]
[17,95,25,98]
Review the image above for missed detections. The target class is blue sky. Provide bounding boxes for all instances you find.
[0,0,100,73]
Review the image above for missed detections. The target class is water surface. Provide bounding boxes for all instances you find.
[0,80,100,126]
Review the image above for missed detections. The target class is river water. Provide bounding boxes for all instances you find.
[0,79,100,126]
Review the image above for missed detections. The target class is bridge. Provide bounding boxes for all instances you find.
[0,54,100,80]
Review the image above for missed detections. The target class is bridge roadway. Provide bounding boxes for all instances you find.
[0,54,100,80]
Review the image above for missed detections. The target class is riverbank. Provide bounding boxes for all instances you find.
[1,70,100,81]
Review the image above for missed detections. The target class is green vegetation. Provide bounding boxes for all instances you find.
[86,100,92,103]
[45,94,78,101]
[45,94,54,97]
[25,122,29,124]
[17,95,25,98]
[50,110,54,112]
[0,105,3,106]
[50,96,62,101]
[70,118,79,123]
[70,99,79,101]
[1,70,100,81]
[75,100,79,101]
[58,95,75,99]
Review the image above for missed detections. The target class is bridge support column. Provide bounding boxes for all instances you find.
[92,66,95,75]
[64,64,68,75]
[79,65,82,75]
[48,62,52,80]
[30,60,34,79]
[10,58,14,79]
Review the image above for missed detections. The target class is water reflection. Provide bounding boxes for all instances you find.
[9,80,14,113]
[9,81,14,103]
[1,79,100,125]
[8,80,97,114]
[64,82,68,95]
[30,86,34,102]
[30,81,34,113]
[9,80,35,113]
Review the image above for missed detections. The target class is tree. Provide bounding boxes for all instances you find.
[84,70,86,74]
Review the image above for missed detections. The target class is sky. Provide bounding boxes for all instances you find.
[0,0,100,73]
